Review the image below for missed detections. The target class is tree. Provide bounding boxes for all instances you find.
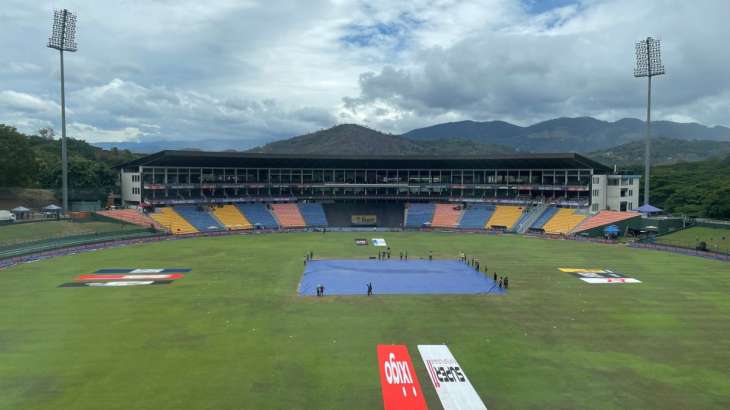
[0,125,39,187]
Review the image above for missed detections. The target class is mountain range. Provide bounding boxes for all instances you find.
[247,124,516,156]
[95,117,730,166]
[403,117,730,152]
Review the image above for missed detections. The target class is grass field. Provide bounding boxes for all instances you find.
[657,226,730,253]
[0,220,131,247]
[1,232,729,409]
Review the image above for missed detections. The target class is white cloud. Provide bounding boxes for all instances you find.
[68,122,143,143]
[1,0,729,144]
[0,90,58,115]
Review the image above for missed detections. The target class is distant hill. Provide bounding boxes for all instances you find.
[93,117,730,163]
[589,138,730,167]
[247,124,516,156]
[95,139,254,153]
[403,117,730,152]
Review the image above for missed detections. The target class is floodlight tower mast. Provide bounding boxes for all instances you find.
[634,37,665,206]
[48,9,78,213]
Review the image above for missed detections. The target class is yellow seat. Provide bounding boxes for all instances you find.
[485,206,523,229]
[543,208,587,234]
[150,208,198,235]
[212,205,252,230]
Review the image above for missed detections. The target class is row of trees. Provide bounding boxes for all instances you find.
[0,124,139,199]
[649,157,730,219]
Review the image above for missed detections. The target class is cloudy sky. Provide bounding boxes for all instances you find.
[1,0,729,147]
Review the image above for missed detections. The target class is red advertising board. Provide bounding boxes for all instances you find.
[377,345,428,410]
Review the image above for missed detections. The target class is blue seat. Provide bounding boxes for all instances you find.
[405,203,436,228]
[298,203,328,227]
[530,207,559,229]
[174,206,224,232]
[236,203,279,229]
[458,204,495,229]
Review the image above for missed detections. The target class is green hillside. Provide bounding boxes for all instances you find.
[0,124,141,200]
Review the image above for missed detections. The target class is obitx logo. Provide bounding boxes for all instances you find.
[377,345,428,410]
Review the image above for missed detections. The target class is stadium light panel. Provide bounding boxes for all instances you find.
[48,9,78,52]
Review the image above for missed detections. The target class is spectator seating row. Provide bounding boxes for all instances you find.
[271,203,306,228]
[212,205,252,230]
[405,203,436,228]
[298,203,328,227]
[542,208,587,234]
[150,207,198,234]
[97,209,162,230]
[458,204,495,229]
[147,201,619,235]
[486,206,524,229]
[431,204,463,228]
[236,203,279,229]
[530,206,559,230]
[174,206,225,232]
[573,210,641,233]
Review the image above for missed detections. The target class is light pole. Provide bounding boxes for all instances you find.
[47,9,78,213]
[634,37,665,206]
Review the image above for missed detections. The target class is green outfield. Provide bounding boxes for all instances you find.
[0,220,131,247]
[657,226,730,253]
[1,232,729,409]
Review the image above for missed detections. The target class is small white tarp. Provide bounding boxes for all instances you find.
[371,238,387,247]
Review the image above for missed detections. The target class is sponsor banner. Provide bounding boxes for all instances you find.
[418,345,487,410]
[581,277,641,284]
[559,267,640,284]
[130,268,164,274]
[77,274,184,281]
[352,214,377,225]
[59,280,173,288]
[354,238,368,246]
[95,268,191,274]
[377,345,428,410]
[372,238,388,247]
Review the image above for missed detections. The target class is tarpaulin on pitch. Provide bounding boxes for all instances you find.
[418,345,487,410]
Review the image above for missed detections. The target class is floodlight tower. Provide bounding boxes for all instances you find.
[634,37,665,206]
[48,9,78,213]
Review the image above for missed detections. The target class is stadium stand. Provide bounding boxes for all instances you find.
[431,204,463,228]
[512,204,546,233]
[174,206,225,232]
[298,203,328,227]
[212,204,252,230]
[542,208,588,234]
[486,206,523,229]
[270,203,306,228]
[530,206,559,230]
[322,202,404,228]
[96,209,161,230]
[458,204,495,229]
[236,203,279,229]
[150,207,198,234]
[405,203,436,228]
[573,210,641,233]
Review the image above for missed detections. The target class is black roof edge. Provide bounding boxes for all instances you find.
[116,150,610,171]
